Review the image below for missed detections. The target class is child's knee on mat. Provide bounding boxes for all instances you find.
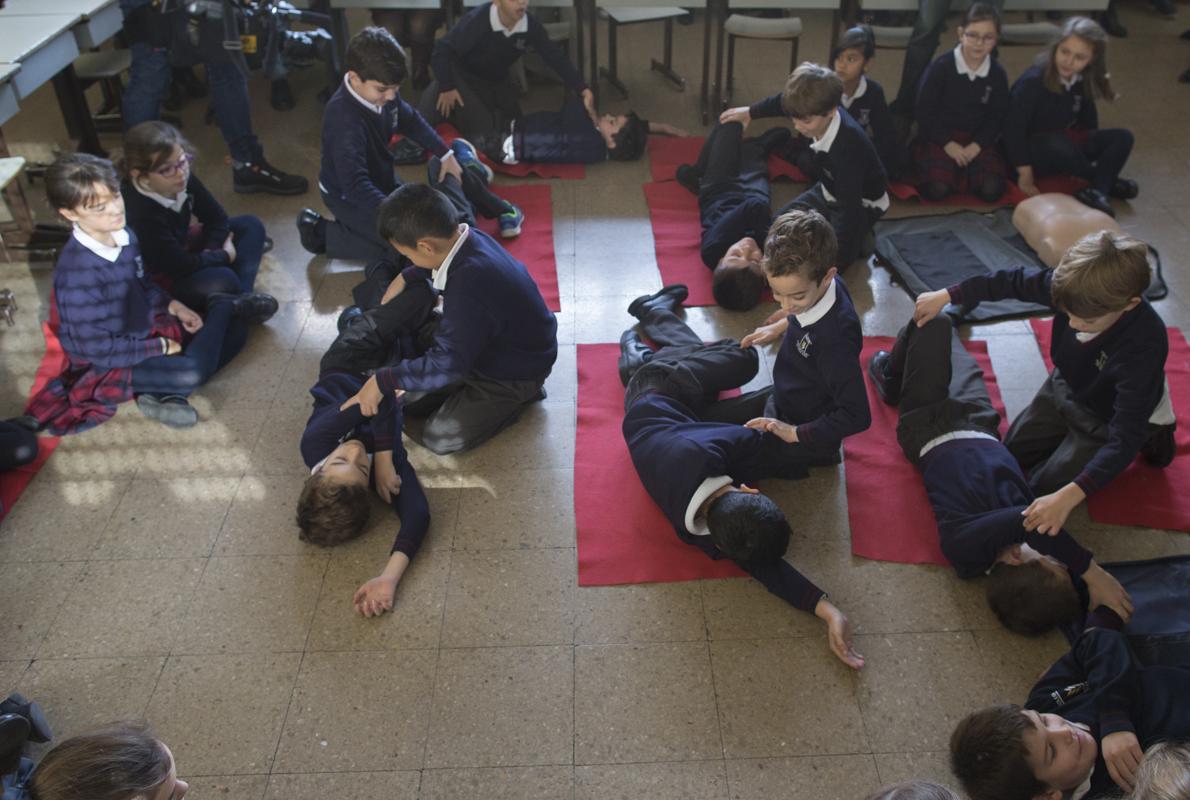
[918,180,952,201]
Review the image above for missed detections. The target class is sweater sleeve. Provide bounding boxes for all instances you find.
[189,175,231,250]
[395,96,449,157]
[973,66,1009,149]
[374,290,490,394]
[299,402,362,467]
[948,267,1054,312]
[690,535,825,612]
[748,92,785,119]
[429,9,486,93]
[1005,76,1042,167]
[795,332,872,446]
[329,119,389,210]
[914,61,951,146]
[941,507,1094,579]
[527,15,586,93]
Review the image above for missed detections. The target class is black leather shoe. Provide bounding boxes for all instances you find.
[1109,177,1139,200]
[618,329,654,386]
[234,158,309,196]
[868,351,900,406]
[3,416,40,433]
[0,714,30,764]
[0,694,50,744]
[209,292,279,324]
[1074,187,1115,217]
[297,208,327,254]
[628,284,689,319]
[337,305,365,333]
[675,164,700,196]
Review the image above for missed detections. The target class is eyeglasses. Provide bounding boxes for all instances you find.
[153,153,194,178]
[961,31,998,44]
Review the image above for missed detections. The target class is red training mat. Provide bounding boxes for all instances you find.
[887,175,1087,207]
[643,182,773,308]
[434,123,586,180]
[468,183,561,313]
[647,135,808,184]
[846,337,1008,566]
[1030,318,1190,532]
[574,343,746,586]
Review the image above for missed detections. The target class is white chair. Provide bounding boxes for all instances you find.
[598,6,689,98]
[721,14,804,107]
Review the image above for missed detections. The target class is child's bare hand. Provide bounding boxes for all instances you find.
[719,106,751,128]
[816,598,865,670]
[436,89,463,116]
[745,417,798,443]
[373,450,403,504]
[741,321,784,349]
[168,300,204,334]
[581,88,596,117]
[222,234,237,264]
[352,575,398,618]
[163,338,183,356]
[943,141,968,166]
[381,274,407,305]
[1021,484,1084,535]
[961,142,982,163]
[913,290,951,327]
[1102,731,1143,792]
[438,150,462,184]
[1083,562,1134,623]
[340,374,384,417]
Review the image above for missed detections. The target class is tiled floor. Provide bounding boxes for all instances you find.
[1,5,1189,799]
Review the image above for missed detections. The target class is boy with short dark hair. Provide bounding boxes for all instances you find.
[299,27,522,261]
[868,314,1132,635]
[340,182,557,455]
[617,287,864,670]
[914,230,1175,542]
[671,122,791,311]
[709,210,872,480]
[950,620,1190,800]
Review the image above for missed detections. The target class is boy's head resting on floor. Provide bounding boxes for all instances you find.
[123,121,195,200]
[951,703,1098,800]
[598,112,649,161]
[986,544,1082,635]
[30,723,187,800]
[831,25,876,88]
[780,63,842,141]
[1041,16,1115,101]
[46,153,125,239]
[1129,740,1190,800]
[864,780,961,800]
[378,183,463,269]
[762,210,838,317]
[706,486,790,566]
[297,440,372,547]
[1051,230,1149,332]
[345,26,407,105]
[713,236,766,311]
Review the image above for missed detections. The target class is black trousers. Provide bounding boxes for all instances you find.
[692,122,786,200]
[418,66,522,140]
[780,183,883,268]
[1027,128,1134,195]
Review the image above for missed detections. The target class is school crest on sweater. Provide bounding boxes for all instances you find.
[797,333,813,358]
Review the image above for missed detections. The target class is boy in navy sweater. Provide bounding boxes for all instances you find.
[419,0,592,140]
[707,210,872,480]
[341,182,557,455]
[915,231,1175,544]
[951,620,1190,800]
[868,314,1133,635]
[299,27,522,262]
[617,293,864,670]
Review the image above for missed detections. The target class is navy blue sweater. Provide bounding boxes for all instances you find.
[770,279,871,449]
[515,92,607,163]
[318,82,448,211]
[54,230,172,369]
[300,372,429,559]
[1004,64,1100,168]
[920,438,1093,579]
[375,229,557,394]
[950,268,1168,495]
[914,50,1009,148]
[699,195,771,270]
[1025,624,1190,799]
[122,174,231,281]
[623,392,826,612]
[805,111,888,248]
[430,3,584,94]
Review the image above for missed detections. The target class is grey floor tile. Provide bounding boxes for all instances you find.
[0,662,29,696]
[264,772,418,800]
[191,342,294,410]
[574,581,706,645]
[96,476,240,559]
[420,766,574,800]
[0,480,128,562]
[0,562,83,658]
[184,775,270,800]
[972,627,1070,705]
[454,468,575,550]
[701,576,822,641]
[872,751,958,790]
[725,754,882,800]
[131,405,273,479]
[247,410,317,476]
[575,760,728,800]
[274,650,436,772]
[215,474,327,556]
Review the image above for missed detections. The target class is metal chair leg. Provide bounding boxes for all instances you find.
[724,34,736,108]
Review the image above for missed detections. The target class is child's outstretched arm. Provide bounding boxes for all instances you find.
[648,121,689,137]
[815,597,865,670]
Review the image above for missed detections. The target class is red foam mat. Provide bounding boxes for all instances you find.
[435,123,585,180]
[647,135,808,184]
[575,343,745,586]
[1030,318,1190,532]
[887,175,1087,207]
[643,182,716,307]
[469,183,561,313]
[846,337,1007,566]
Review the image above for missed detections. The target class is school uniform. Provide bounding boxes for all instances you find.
[949,267,1173,495]
[779,110,890,267]
[301,372,430,559]
[504,92,609,164]
[705,278,871,479]
[887,317,1095,579]
[1005,64,1134,195]
[1025,622,1190,799]
[122,173,266,310]
[912,45,1009,199]
[372,227,558,454]
[420,2,586,139]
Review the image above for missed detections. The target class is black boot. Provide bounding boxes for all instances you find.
[618,329,654,386]
[1109,177,1139,200]
[1074,187,1115,217]
[675,164,700,195]
[297,208,327,254]
[0,694,50,744]
[208,291,280,324]
[867,351,900,406]
[628,285,689,319]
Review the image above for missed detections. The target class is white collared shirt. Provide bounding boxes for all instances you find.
[1060,72,1083,91]
[490,2,529,36]
[432,224,471,291]
[841,75,868,110]
[953,43,991,81]
[73,225,130,263]
[685,475,734,536]
[344,72,384,115]
[918,429,998,459]
[809,109,842,154]
[131,178,188,214]
[793,276,838,328]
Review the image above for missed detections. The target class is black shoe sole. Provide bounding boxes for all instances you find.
[235,182,309,196]
[628,286,689,318]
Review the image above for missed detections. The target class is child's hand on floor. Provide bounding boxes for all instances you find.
[353,575,398,618]
[168,300,204,334]
[744,417,798,443]
[374,450,403,504]
[719,106,751,128]
[341,374,384,416]
[815,598,865,670]
[913,290,951,327]
[1083,562,1134,624]
[1102,731,1143,792]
